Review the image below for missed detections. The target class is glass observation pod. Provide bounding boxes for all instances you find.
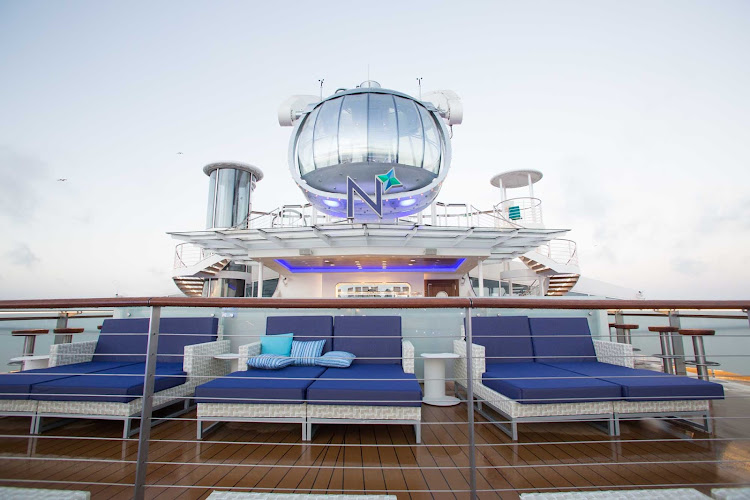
[286,84,453,220]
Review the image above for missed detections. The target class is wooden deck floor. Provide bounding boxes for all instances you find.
[1,386,749,499]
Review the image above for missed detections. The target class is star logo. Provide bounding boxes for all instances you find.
[376,168,403,193]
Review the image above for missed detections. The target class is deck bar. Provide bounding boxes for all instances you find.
[464,307,477,500]
[133,305,161,500]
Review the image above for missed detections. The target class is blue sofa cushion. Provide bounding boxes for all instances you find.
[472,316,534,364]
[267,316,333,353]
[545,362,725,402]
[332,316,401,364]
[194,366,326,405]
[482,362,622,404]
[29,363,186,403]
[94,317,218,364]
[306,364,422,407]
[0,361,138,400]
[529,317,598,363]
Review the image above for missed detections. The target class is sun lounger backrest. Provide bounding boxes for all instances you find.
[266,316,334,353]
[471,316,534,363]
[528,317,597,363]
[95,317,218,364]
[94,319,149,363]
[333,316,401,364]
[157,317,218,363]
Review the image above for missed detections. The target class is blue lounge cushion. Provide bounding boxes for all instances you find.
[472,316,534,364]
[482,362,622,404]
[247,354,295,370]
[260,333,294,355]
[315,351,355,368]
[290,340,326,366]
[30,362,186,403]
[0,362,138,400]
[306,364,422,407]
[529,317,598,363]
[195,366,326,405]
[545,362,725,402]
[333,316,401,364]
[267,316,333,353]
[94,317,218,364]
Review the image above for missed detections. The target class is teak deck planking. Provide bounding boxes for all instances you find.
[0,391,748,500]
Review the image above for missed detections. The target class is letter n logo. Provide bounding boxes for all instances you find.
[347,176,382,219]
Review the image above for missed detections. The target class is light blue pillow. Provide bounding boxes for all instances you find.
[260,332,293,356]
[247,354,295,370]
[316,351,356,368]
[290,340,326,366]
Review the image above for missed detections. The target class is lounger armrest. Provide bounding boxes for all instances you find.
[594,340,634,368]
[453,340,486,388]
[238,341,261,371]
[184,340,231,381]
[402,340,415,374]
[49,340,96,367]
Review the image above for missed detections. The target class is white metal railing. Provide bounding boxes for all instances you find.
[173,243,217,269]
[242,202,517,229]
[495,197,543,227]
[535,238,579,266]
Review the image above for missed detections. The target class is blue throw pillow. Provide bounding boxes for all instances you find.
[247,354,295,370]
[316,351,356,368]
[290,339,326,366]
[260,332,294,355]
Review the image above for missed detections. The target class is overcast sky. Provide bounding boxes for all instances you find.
[0,0,748,299]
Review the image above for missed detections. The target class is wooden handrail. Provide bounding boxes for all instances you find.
[0,297,747,310]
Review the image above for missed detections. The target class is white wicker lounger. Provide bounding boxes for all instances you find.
[197,341,310,440]
[454,338,716,439]
[305,340,421,443]
[35,339,229,438]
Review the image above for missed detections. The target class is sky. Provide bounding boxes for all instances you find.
[0,0,748,299]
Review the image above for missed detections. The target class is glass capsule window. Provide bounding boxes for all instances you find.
[295,91,444,175]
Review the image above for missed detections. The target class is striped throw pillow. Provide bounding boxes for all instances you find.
[315,351,356,368]
[247,354,295,370]
[290,340,326,366]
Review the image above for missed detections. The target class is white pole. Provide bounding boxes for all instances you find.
[478,260,484,297]
[528,173,534,199]
[430,202,437,226]
[256,262,264,298]
[508,279,513,297]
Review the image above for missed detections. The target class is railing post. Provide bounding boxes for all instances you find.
[614,311,625,343]
[134,305,161,500]
[464,307,477,500]
[668,311,687,376]
[53,313,68,345]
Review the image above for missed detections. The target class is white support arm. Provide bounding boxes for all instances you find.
[402,340,415,374]
[594,340,634,368]
[453,340,486,388]
[238,342,261,370]
[49,341,96,367]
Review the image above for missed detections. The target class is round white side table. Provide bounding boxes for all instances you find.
[421,352,460,406]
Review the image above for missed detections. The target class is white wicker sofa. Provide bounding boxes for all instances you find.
[195,315,421,442]
[0,317,229,438]
[454,316,723,440]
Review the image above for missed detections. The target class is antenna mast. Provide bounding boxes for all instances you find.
[416,77,423,99]
[318,79,324,100]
